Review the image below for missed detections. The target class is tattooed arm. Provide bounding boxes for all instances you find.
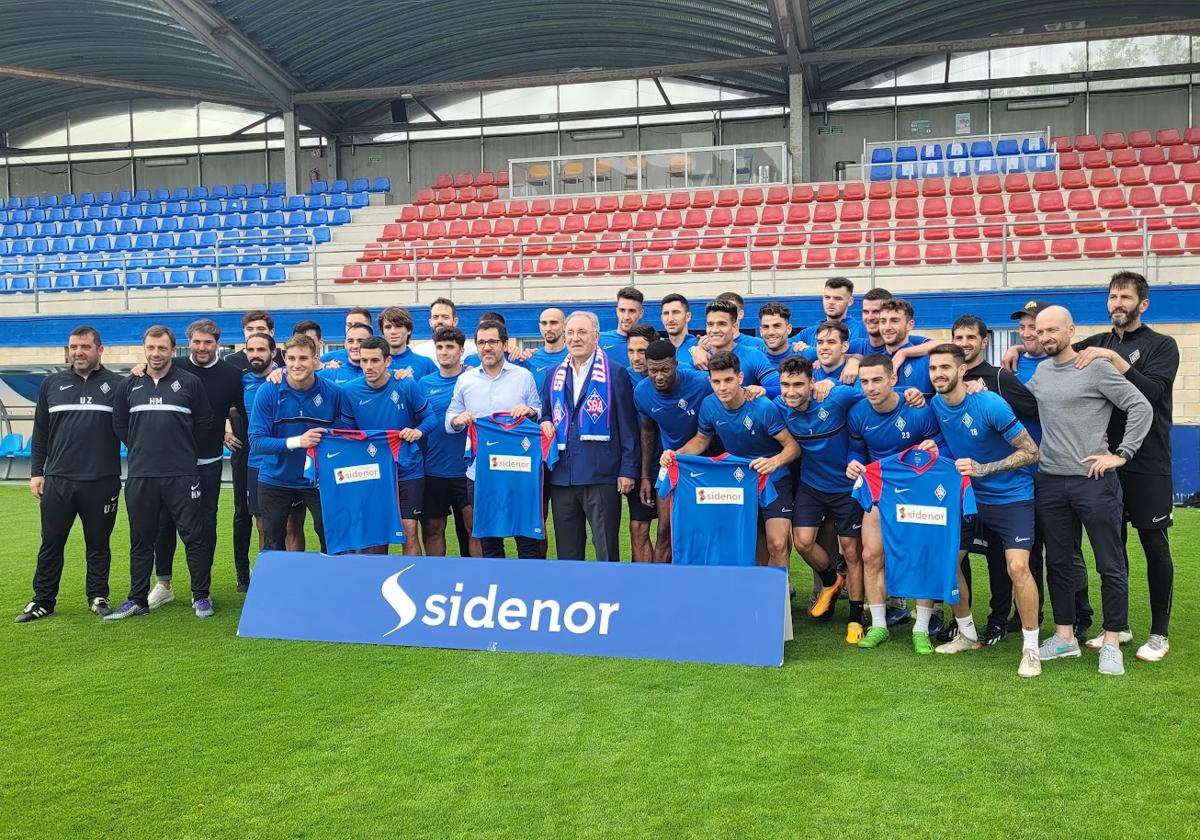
[955,429,1039,477]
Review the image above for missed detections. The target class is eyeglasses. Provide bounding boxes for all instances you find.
[476,339,504,348]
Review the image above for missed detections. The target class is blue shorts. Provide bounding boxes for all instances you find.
[791,480,863,537]
[967,500,1035,551]
[760,471,795,521]
[398,477,425,521]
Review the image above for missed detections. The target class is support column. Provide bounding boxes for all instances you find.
[326,136,340,181]
[787,73,805,183]
[283,109,302,195]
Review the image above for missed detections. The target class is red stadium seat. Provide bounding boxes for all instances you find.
[867,245,891,266]
[675,228,699,250]
[386,263,412,281]
[1119,167,1148,187]
[681,209,707,229]
[538,216,561,236]
[867,220,891,243]
[380,223,403,242]
[726,227,750,249]
[761,205,785,226]
[731,206,758,227]
[454,172,473,188]
[1037,191,1065,213]
[1106,209,1138,232]
[791,185,814,203]
[337,264,363,283]
[492,218,515,237]
[978,195,1005,216]
[476,237,500,258]
[777,250,803,269]
[832,247,859,268]
[634,255,662,274]
[868,200,891,221]
[948,176,974,196]
[1061,170,1089,190]
[423,220,447,240]
[699,228,727,249]
[765,186,789,205]
[562,215,585,235]
[1140,207,1169,231]
[484,201,506,218]
[1044,213,1073,236]
[644,193,666,212]
[498,237,521,257]
[1051,135,1071,152]
[922,197,948,219]
[1084,237,1115,258]
[1186,127,1200,144]
[843,182,867,201]
[894,244,920,266]
[955,242,984,263]
[550,198,572,216]
[596,195,619,213]
[1128,187,1158,209]
[984,217,1009,239]
[716,189,739,207]
[548,234,572,256]
[362,264,388,280]
[436,187,456,204]
[457,260,483,279]
[740,188,764,206]
[691,191,715,209]
[397,206,420,223]
[633,211,657,231]
[610,212,634,232]
[816,184,840,202]
[895,180,919,199]
[1083,150,1110,169]
[921,179,946,198]
[1112,148,1140,167]
[869,181,893,200]
[1032,172,1059,192]
[952,217,979,239]
[949,196,976,217]
[1169,144,1197,164]
[837,224,863,245]
[414,188,435,206]
[532,258,559,277]
[463,202,485,220]
[894,199,919,220]
[477,185,499,203]
[976,175,1002,195]
[522,236,547,257]
[482,259,508,279]
[1013,214,1041,236]
[1058,152,1082,171]
[894,219,920,242]
[529,198,551,217]
[1051,238,1081,260]
[514,217,537,237]
[572,233,597,255]
[753,226,780,247]
[693,252,718,271]
[750,250,775,270]
[1101,132,1127,151]
[785,204,811,225]
[504,200,527,218]
[1129,130,1154,148]
[840,202,865,223]
[419,204,439,222]
[987,240,1015,262]
[432,174,453,190]
[1150,165,1179,185]
[1008,194,1035,214]
[720,251,747,271]
[458,186,478,203]
[1090,169,1118,188]
[806,248,832,268]
[1158,128,1183,146]
[1067,190,1096,211]
[780,225,806,246]
[1171,207,1200,229]
[925,243,952,265]
[658,209,682,230]
[1074,134,1099,152]
[440,203,462,221]
[1004,173,1031,193]
[1139,146,1167,167]
[1187,232,1200,254]
[1116,236,1144,257]
[474,171,494,187]
[559,257,586,275]
[709,207,733,228]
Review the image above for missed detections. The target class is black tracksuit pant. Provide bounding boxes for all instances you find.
[32,475,121,608]
[1035,472,1128,633]
[230,445,253,584]
[259,483,326,553]
[479,536,545,559]
[153,460,222,582]
[125,476,209,606]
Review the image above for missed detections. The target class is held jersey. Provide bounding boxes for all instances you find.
[304,429,406,554]
[633,368,713,450]
[930,390,1033,504]
[847,398,942,464]
[656,453,777,567]
[777,386,865,494]
[467,414,559,540]
[852,447,976,602]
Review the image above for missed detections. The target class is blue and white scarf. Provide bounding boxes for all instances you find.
[550,350,612,449]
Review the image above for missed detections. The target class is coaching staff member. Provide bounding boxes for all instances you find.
[540,311,639,561]
[1026,306,1150,676]
[248,333,343,553]
[106,326,214,621]
[15,326,124,623]
[141,319,244,608]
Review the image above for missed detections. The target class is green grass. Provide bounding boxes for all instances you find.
[1,486,1196,838]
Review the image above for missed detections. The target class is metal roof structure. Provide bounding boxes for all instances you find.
[0,0,1198,139]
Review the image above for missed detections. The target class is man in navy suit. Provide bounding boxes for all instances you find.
[541,311,639,561]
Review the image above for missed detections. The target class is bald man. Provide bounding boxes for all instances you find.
[1024,305,1152,676]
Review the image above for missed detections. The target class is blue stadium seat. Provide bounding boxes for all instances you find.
[194,247,216,267]
[180,216,200,233]
[307,209,329,227]
[312,227,331,244]
[61,194,77,207]
[351,178,370,192]
[250,183,268,198]
[327,194,348,210]
[191,269,215,286]
[307,194,327,209]
[895,146,918,163]
[371,177,391,192]
[136,218,157,234]
[265,266,286,284]
[239,246,262,266]
[218,268,238,284]
[240,267,262,283]
[93,235,113,252]
[996,138,1020,157]
[125,252,148,270]
[1023,137,1048,154]
[70,236,91,253]
[166,270,189,286]
[4,197,20,210]
[34,275,52,290]
[133,189,151,203]
[309,180,328,195]
[52,274,73,290]
[0,432,21,456]
[144,270,166,286]
[155,233,176,250]
[183,200,202,215]
[349,193,369,208]
[84,205,105,221]
[30,240,50,257]
[243,211,264,228]
[117,218,137,235]
[283,227,305,245]
[211,185,229,199]
[969,140,994,158]
[65,207,84,221]
[244,197,264,213]
[198,231,218,248]
[330,179,349,193]
[26,196,41,209]
[11,209,28,223]
[28,209,46,223]
[172,187,189,202]
[331,209,351,225]
[78,220,98,236]
[190,186,209,200]
[162,201,183,217]
[9,275,29,292]
[1026,154,1055,172]
[176,231,197,250]
[79,193,96,205]
[895,163,918,180]
[98,272,120,289]
[870,148,894,165]
[919,144,943,160]
[231,184,249,198]
[43,195,58,207]
[286,244,306,264]
[112,234,132,252]
[973,157,999,175]
[264,196,284,212]
[153,188,170,202]
[9,241,28,256]
[74,272,96,290]
[159,217,180,233]
[17,436,32,457]
[286,196,306,211]
[103,191,120,205]
[264,245,285,264]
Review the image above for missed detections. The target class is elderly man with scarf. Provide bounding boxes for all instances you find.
[540,310,640,561]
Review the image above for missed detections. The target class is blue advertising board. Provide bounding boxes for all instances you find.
[238,552,786,667]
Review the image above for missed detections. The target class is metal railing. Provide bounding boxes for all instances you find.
[508,143,788,198]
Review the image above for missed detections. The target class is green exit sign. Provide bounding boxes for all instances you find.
[368,154,383,165]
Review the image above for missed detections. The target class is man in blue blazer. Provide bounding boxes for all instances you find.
[540,311,640,561]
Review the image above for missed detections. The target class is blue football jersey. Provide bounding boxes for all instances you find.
[847,398,942,464]
[734,333,768,354]
[418,369,467,478]
[777,386,865,494]
[812,360,854,385]
[633,368,712,450]
[852,447,976,602]
[388,347,436,380]
[888,340,933,396]
[317,363,361,387]
[598,329,631,368]
[764,345,818,369]
[672,334,699,365]
[526,346,569,392]
[657,453,777,567]
[468,414,558,540]
[797,316,867,347]
[699,393,786,460]
[305,430,406,554]
[338,375,431,479]
[1015,353,1046,384]
[931,390,1033,504]
[683,344,780,397]
[242,370,272,469]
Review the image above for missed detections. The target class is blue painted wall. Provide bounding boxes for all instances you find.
[3,283,1197,346]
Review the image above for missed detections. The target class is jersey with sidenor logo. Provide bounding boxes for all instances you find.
[468,414,559,540]
[852,446,976,603]
[304,429,406,554]
[656,453,777,567]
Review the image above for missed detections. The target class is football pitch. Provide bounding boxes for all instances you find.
[1,485,1195,838]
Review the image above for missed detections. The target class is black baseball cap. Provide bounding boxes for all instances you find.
[1009,300,1051,320]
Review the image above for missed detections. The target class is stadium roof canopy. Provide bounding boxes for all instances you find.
[1,0,1199,139]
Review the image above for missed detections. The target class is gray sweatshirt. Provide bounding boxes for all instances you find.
[1026,356,1152,477]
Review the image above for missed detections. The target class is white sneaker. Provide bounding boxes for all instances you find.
[1085,629,1133,650]
[1018,648,1042,678]
[147,583,175,610]
[935,634,981,654]
[1098,644,1125,676]
[1136,634,1170,662]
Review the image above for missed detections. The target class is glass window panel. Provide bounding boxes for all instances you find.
[9,113,67,148]
[991,42,1085,79]
[1089,35,1189,70]
[896,88,986,107]
[991,81,1086,98]
[559,81,637,113]
[949,52,989,83]
[408,93,481,124]
[1089,74,1189,92]
[132,98,197,142]
[199,102,265,153]
[483,86,556,119]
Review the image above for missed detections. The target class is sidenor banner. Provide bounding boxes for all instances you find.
[238,552,787,667]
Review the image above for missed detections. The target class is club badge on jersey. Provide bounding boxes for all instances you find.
[656,453,777,567]
[304,429,406,555]
[852,446,976,603]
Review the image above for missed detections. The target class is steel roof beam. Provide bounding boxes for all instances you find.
[0,62,273,110]
[802,18,1200,64]
[155,0,342,134]
[783,0,819,93]
[293,55,790,105]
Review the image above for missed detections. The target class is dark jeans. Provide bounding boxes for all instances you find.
[32,475,120,607]
[479,536,544,559]
[153,460,222,581]
[1035,472,1128,633]
[230,445,252,584]
[125,475,209,606]
[259,483,325,553]
[550,483,622,561]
